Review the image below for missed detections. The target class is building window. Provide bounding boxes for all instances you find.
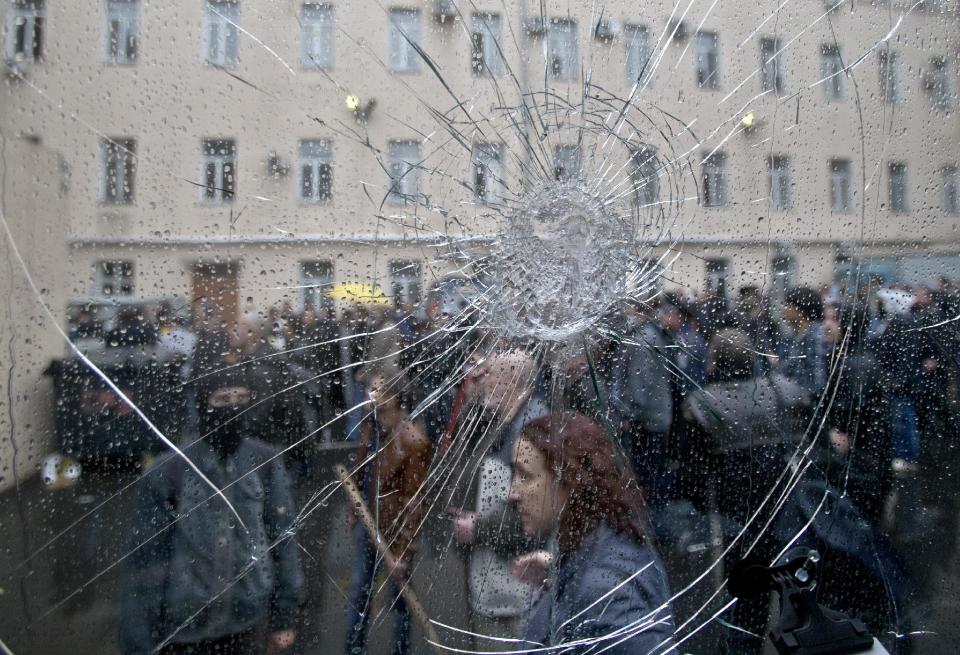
[300,3,334,69]
[96,260,134,297]
[299,139,333,203]
[888,162,909,213]
[201,139,236,203]
[554,144,581,182]
[300,260,334,312]
[471,13,503,76]
[100,137,136,204]
[390,260,422,308]
[624,24,651,85]
[821,45,844,101]
[473,142,504,203]
[706,258,730,300]
[829,158,852,213]
[879,50,902,104]
[759,37,785,94]
[547,18,578,82]
[943,166,959,215]
[925,56,952,112]
[701,151,728,207]
[695,31,720,89]
[4,0,43,65]
[387,140,420,203]
[104,0,138,64]
[630,146,660,208]
[203,0,239,68]
[768,155,792,210]
[388,8,420,73]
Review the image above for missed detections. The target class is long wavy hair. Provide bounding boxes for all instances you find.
[519,412,650,553]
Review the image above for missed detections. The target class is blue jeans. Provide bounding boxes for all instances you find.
[890,396,920,463]
[345,522,411,655]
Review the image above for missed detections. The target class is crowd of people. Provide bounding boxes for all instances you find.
[52,276,960,654]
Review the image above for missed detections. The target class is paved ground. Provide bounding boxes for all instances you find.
[0,446,957,655]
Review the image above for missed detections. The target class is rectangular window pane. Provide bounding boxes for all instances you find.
[554,144,581,181]
[821,45,844,101]
[830,159,851,213]
[471,13,503,76]
[299,139,333,202]
[473,142,503,203]
[768,155,792,209]
[5,0,44,64]
[625,25,652,85]
[301,3,334,69]
[888,162,908,212]
[388,140,420,202]
[101,137,136,204]
[702,151,727,207]
[760,37,785,94]
[388,8,420,73]
[390,260,422,307]
[97,259,134,297]
[105,0,138,64]
[879,50,901,104]
[205,1,239,67]
[695,31,720,89]
[201,139,236,202]
[943,166,958,215]
[926,56,952,111]
[547,18,578,81]
[300,260,334,312]
[631,146,660,207]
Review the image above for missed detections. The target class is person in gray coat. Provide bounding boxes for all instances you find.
[118,371,303,655]
[610,306,676,507]
[508,413,675,655]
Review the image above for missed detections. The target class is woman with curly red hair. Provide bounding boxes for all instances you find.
[507,412,675,654]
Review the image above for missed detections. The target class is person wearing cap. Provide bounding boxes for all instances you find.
[118,370,303,655]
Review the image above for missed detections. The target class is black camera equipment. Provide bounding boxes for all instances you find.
[729,548,890,655]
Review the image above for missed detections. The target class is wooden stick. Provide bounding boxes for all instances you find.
[336,464,444,654]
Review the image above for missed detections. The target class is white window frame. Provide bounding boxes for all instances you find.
[299,260,334,312]
[4,0,43,65]
[201,139,236,203]
[829,159,852,213]
[879,50,902,104]
[301,3,334,70]
[100,137,137,204]
[760,37,785,94]
[388,8,420,73]
[203,0,239,68]
[547,18,578,82]
[103,0,138,64]
[471,13,503,77]
[769,155,792,210]
[701,151,728,207]
[94,259,134,298]
[299,139,333,203]
[943,165,959,216]
[387,139,420,203]
[888,161,909,213]
[624,24,652,85]
[821,44,844,101]
[695,31,720,90]
[473,142,504,203]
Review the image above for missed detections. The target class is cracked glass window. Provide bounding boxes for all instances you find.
[1,2,960,655]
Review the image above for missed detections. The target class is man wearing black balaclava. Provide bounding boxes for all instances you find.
[119,370,303,655]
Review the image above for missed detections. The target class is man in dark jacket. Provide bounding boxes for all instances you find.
[119,371,303,655]
[683,329,811,655]
[610,305,675,506]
